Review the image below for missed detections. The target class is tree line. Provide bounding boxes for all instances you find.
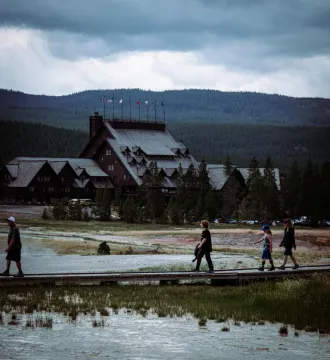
[1,88,329,126]
[1,119,330,175]
[40,156,330,225]
[121,157,330,225]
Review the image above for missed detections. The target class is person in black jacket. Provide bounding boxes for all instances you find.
[1,216,24,277]
[193,220,214,273]
[279,219,299,270]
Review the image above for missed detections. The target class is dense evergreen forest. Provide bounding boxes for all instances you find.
[0,120,88,166]
[1,88,330,128]
[1,119,330,171]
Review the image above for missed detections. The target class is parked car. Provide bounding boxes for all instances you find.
[319,220,330,228]
[228,219,238,224]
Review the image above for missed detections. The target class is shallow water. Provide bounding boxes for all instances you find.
[0,312,329,360]
[15,252,258,274]
[0,226,258,273]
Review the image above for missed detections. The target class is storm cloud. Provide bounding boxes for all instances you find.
[0,0,329,96]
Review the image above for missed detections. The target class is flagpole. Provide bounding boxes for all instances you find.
[129,96,131,121]
[121,98,123,121]
[100,98,105,120]
[138,99,140,122]
[112,95,115,120]
[163,103,165,123]
[146,98,149,121]
[155,100,157,122]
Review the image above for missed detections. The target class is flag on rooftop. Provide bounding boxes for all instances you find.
[145,100,149,105]
[152,101,156,106]
[161,101,165,106]
[107,98,113,103]
[119,98,123,104]
[100,98,105,102]
[137,100,140,105]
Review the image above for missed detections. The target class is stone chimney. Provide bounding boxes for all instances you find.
[89,112,103,139]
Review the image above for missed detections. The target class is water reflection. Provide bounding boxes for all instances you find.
[1,311,329,360]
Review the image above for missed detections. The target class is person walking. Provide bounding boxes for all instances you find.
[1,216,24,277]
[193,220,214,273]
[279,219,299,270]
[254,224,275,271]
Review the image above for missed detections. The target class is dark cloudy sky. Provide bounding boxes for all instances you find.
[0,0,329,97]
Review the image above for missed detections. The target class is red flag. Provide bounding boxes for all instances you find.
[137,100,140,105]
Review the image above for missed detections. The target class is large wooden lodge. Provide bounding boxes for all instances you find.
[3,113,280,203]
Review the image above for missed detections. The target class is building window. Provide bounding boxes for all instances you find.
[124,174,130,181]
[29,187,35,192]
[108,165,114,171]
[106,149,112,156]
[48,187,54,192]
[113,176,118,182]
[61,177,64,182]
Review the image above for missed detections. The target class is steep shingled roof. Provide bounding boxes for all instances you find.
[7,157,111,188]
[8,161,47,187]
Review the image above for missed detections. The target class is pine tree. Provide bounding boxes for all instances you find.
[320,162,330,220]
[204,190,219,221]
[297,159,315,217]
[282,159,301,217]
[224,154,234,176]
[262,156,280,220]
[138,161,164,222]
[197,159,211,194]
[123,196,138,223]
[101,187,112,221]
[167,197,183,225]
[221,170,244,220]
[183,164,198,221]
[52,199,67,220]
[195,194,205,220]
[243,157,265,221]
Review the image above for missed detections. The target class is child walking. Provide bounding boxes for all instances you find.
[254,224,275,271]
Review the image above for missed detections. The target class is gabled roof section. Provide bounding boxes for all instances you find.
[92,178,114,189]
[107,139,141,184]
[120,146,131,153]
[7,157,110,188]
[50,161,67,174]
[137,167,148,177]
[5,164,18,178]
[106,123,188,157]
[164,168,177,177]
[207,165,230,190]
[8,161,47,187]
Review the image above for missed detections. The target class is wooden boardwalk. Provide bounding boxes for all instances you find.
[0,265,329,287]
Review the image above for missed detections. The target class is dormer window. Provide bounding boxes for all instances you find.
[106,149,112,156]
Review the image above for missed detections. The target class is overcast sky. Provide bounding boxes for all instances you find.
[0,0,329,97]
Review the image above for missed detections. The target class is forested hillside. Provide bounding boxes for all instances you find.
[1,88,329,129]
[0,120,88,166]
[1,119,330,171]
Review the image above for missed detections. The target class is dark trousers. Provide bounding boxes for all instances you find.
[195,250,213,271]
